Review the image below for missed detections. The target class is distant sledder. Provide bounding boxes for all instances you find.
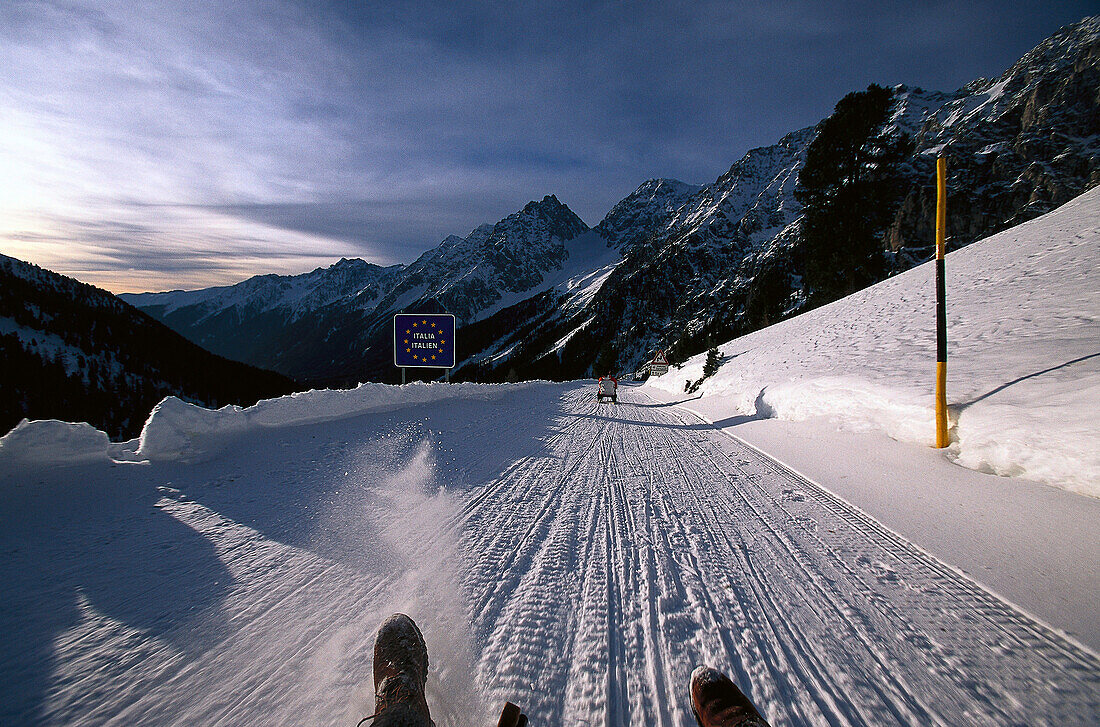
[597,373,619,403]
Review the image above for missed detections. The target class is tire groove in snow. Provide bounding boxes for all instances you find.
[454,385,1099,725]
[704,429,1098,722]
[13,382,1097,726]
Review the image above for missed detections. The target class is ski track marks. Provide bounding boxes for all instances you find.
[4,382,1097,726]
[452,385,1099,726]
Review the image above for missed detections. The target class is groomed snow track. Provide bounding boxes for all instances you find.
[453,385,1098,725]
[1,382,1096,726]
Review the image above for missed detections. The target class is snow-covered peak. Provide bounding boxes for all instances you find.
[438,234,467,252]
[1007,15,1099,79]
[121,258,405,323]
[374,195,591,322]
[507,194,590,243]
[464,224,495,243]
[901,15,1099,144]
[639,178,701,196]
[595,178,703,251]
[665,126,815,249]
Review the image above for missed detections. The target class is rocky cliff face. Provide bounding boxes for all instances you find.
[370,194,589,324]
[883,17,1100,260]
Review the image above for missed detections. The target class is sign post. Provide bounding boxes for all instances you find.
[648,350,670,377]
[394,313,456,381]
[934,158,949,448]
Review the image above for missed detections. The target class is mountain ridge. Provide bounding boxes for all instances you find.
[121,16,1099,384]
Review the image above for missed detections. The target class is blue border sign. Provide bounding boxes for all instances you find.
[394,313,456,368]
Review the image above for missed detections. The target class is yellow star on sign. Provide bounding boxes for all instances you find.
[431,322,436,327]
[412,322,417,327]
[422,319,427,324]
[441,340,446,346]
[406,329,410,334]
[431,355,436,360]
[413,355,419,360]
[406,348,411,353]
[404,339,408,344]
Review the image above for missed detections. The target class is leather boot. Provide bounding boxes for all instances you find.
[371,613,434,727]
[690,666,770,727]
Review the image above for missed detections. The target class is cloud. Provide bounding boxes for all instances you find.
[1,203,364,293]
[0,0,1093,293]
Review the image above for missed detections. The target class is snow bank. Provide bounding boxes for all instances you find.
[0,419,110,467]
[761,377,934,444]
[0,377,541,467]
[138,381,537,462]
[656,367,938,449]
[647,187,1100,497]
[952,379,1100,494]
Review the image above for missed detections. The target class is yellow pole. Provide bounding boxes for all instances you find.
[935,158,949,448]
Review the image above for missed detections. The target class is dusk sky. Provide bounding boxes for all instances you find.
[1,1,1094,293]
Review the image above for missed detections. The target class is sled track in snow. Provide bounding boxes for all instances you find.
[453,385,1100,726]
[7,382,1096,726]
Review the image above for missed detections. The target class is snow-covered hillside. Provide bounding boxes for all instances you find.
[647,185,1100,497]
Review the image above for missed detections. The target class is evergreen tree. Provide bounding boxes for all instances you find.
[703,347,721,379]
[795,84,913,302]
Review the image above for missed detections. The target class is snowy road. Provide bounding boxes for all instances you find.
[2,382,1097,725]
[453,385,1099,725]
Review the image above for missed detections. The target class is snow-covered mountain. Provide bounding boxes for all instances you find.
[370,194,590,323]
[0,254,296,438]
[123,195,593,382]
[122,258,405,368]
[125,17,1099,385]
[461,15,1099,379]
[593,178,703,252]
[125,257,404,324]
